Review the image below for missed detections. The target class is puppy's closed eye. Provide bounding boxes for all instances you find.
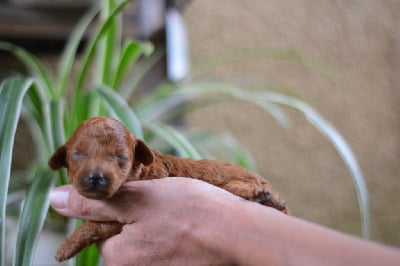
[115,154,128,168]
[72,151,87,160]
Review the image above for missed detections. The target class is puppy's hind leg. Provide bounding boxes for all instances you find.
[222,180,289,214]
[55,221,123,262]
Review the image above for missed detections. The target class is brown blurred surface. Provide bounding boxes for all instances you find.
[185,0,400,246]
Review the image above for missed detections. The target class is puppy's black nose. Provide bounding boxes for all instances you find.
[84,173,109,187]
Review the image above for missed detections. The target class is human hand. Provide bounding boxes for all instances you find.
[51,176,400,266]
[50,177,244,266]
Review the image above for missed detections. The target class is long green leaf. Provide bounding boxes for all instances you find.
[224,83,370,237]
[0,42,54,100]
[97,0,121,86]
[145,122,202,159]
[58,3,101,96]
[122,48,165,100]
[75,0,131,93]
[112,40,154,89]
[13,168,55,266]
[22,84,55,162]
[0,77,33,266]
[93,85,144,139]
[182,130,256,170]
[191,48,338,82]
[49,100,66,153]
[86,90,104,119]
[0,42,57,154]
[137,85,194,122]
[70,0,131,131]
[21,106,49,168]
[257,91,370,238]
[76,244,101,266]
[35,85,56,155]
[138,82,289,127]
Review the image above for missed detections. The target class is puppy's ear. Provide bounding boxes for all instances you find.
[48,145,68,170]
[135,139,154,166]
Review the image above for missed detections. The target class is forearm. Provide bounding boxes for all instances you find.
[211,199,400,266]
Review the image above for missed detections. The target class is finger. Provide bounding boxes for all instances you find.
[50,178,236,223]
[50,185,138,223]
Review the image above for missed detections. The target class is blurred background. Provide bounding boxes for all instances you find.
[2,0,399,250]
[185,0,400,247]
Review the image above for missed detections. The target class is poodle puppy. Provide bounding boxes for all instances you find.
[49,116,288,261]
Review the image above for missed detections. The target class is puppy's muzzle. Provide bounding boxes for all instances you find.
[84,173,109,188]
[79,171,113,199]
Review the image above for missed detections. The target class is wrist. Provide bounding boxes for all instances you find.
[193,194,286,265]
[226,200,287,265]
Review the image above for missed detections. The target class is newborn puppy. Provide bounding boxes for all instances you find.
[49,116,288,261]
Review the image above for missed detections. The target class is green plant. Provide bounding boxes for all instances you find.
[0,0,369,265]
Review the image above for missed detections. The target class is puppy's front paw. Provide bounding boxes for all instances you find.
[55,221,123,262]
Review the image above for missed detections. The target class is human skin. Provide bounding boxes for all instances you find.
[50,177,400,266]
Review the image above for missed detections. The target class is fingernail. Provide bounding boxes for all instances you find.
[50,186,70,209]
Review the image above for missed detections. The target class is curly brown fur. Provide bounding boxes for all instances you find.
[49,116,288,261]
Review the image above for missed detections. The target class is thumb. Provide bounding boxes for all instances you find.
[50,185,133,223]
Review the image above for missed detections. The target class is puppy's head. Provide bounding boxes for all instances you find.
[49,116,154,199]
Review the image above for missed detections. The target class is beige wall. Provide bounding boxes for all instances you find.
[184,0,400,246]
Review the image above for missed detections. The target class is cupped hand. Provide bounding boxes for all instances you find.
[50,177,243,266]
